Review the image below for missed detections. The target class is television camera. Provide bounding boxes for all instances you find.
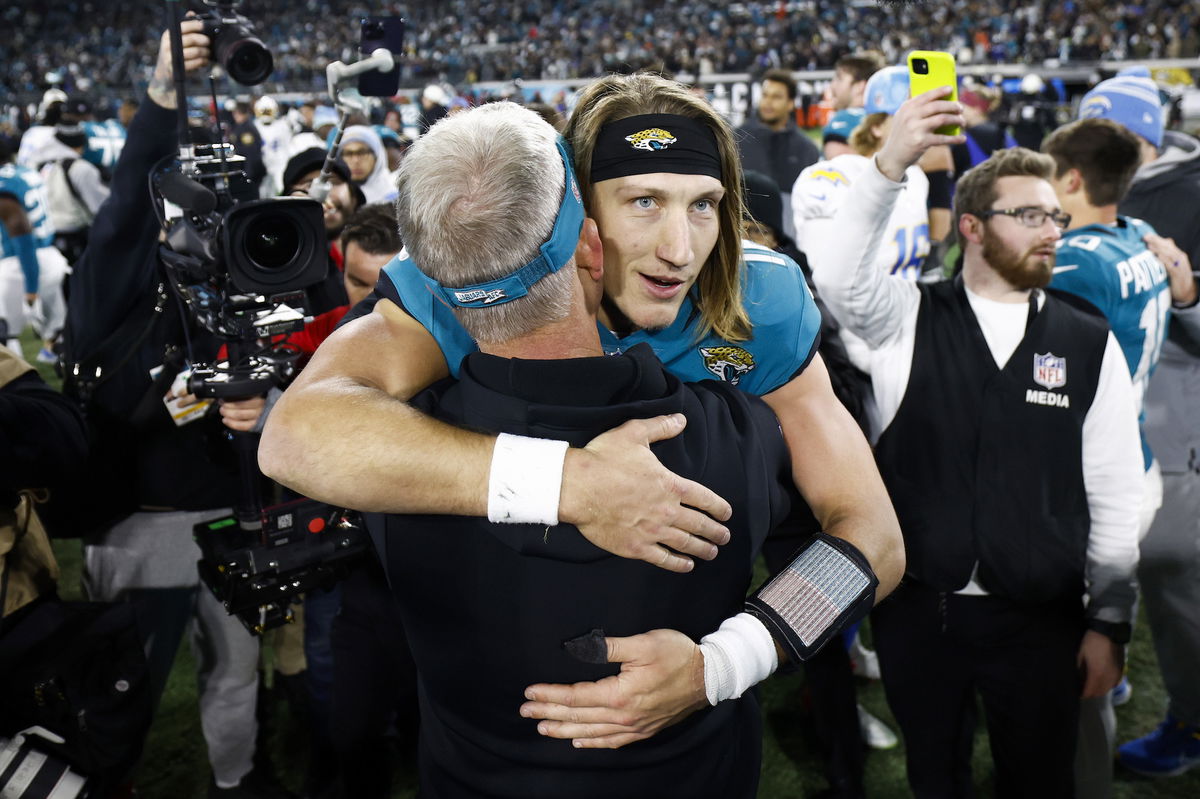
[151,0,385,635]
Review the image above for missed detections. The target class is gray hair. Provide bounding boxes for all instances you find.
[394,102,576,344]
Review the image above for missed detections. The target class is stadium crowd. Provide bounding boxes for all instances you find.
[3,4,1200,799]
[3,0,1199,101]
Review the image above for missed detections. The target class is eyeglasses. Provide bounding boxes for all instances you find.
[975,206,1071,230]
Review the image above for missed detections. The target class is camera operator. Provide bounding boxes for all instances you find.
[65,19,291,799]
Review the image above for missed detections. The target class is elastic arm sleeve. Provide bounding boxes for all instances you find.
[925,169,952,211]
[745,532,878,663]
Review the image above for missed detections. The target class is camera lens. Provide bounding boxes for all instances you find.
[224,198,326,294]
[244,214,301,270]
[914,59,929,75]
[221,37,274,86]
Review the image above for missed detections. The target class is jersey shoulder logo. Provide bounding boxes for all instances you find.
[699,346,756,385]
[1033,352,1066,389]
[625,128,677,151]
[809,168,849,186]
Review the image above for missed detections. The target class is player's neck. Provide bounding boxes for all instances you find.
[1139,139,1160,166]
[1067,204,1118,230]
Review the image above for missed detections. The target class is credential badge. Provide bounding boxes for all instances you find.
[1033,352,1066,390]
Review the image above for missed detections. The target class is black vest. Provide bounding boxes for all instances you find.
[874,279,1110,605]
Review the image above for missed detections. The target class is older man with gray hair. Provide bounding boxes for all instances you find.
[362,101,878,798]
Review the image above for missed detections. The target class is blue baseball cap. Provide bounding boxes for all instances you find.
[823,107,867,142]
[1078,75,1164,147]
[863,66,911,115]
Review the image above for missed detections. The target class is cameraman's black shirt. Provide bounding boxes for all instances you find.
[66,100,241,512]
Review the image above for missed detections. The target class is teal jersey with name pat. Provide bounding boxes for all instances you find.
[1050,216,1170,467]
[0,162,56,250]
[378,239,822,397]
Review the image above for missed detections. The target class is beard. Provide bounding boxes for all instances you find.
[981,227,1055,290]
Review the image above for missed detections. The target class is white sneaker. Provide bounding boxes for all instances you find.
[848,633,882,680]
[857,703,898,750]
[1112,676,1132,707]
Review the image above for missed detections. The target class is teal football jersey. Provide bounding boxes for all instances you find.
[0,162,56,250]
[379,239,822,397]
[1051,216,1170,467]
[83,119,127,172]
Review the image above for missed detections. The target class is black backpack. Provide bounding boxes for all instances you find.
[0,498,153,796]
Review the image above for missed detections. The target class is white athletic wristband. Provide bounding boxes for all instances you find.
[699,612,779,706]
[487,433,570,525]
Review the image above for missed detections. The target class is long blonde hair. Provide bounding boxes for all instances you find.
[565,73,752,342]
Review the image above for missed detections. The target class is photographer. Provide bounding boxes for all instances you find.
[64,19,290,799]
[0,347,85,617]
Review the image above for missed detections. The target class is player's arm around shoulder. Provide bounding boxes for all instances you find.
[258,297,490,514]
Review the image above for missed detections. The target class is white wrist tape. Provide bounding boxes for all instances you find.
[699,612,779,706]
[487,433,570,525]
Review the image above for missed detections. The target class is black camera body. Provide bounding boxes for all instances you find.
[153,141,328,400]
[158,143,327,299]
[196,1,273,86]
[195,499,372,634]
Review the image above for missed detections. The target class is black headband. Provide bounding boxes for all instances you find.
[591,114,723,183]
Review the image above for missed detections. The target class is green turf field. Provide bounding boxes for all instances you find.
[23,331,1200,798]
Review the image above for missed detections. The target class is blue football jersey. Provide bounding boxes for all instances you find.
[1050,216,1170,467]
[378,239,822,397]
[0,163,57,251]
[82,119,127,172]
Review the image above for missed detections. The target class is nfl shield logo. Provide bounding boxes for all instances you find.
[1033,352,1067,389]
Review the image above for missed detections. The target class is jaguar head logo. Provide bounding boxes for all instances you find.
[699,346,756,385]
[625,128,678,151]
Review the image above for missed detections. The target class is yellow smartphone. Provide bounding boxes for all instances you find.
[907,50,960,136]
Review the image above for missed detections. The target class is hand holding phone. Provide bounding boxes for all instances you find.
[907,50,960,136]
[359,17,404,97]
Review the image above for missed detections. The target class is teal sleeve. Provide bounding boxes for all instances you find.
[741,250,822,394]
[379,255,478,378]
[12,232,38,295]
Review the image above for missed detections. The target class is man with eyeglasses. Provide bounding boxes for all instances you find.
[336,126,396,204]
[809,87,1142,797]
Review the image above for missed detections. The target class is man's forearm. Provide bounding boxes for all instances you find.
[261,375,493,514]
[798,409,905,599]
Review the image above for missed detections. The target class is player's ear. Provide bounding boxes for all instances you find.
[576,217,603,282]
[1065,167,1083,195]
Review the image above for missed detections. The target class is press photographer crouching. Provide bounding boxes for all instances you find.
[58,19,293,799]
[0,347,151,799]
